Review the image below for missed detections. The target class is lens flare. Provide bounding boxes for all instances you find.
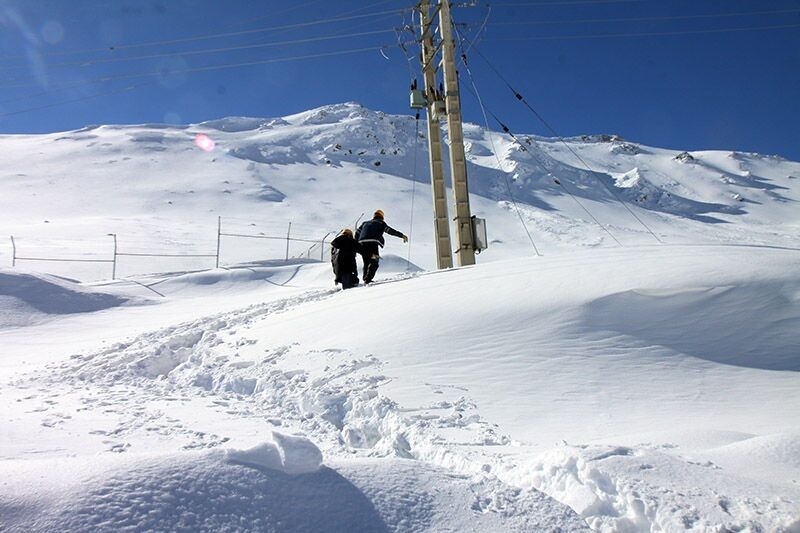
[194,133,215,152]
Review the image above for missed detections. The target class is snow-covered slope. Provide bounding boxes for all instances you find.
[2,103,799,531]
[1,102,798,279]
[0,269,136,328]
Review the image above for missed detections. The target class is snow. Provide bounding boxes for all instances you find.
[1,102,799,531]
[0,453,588,532]
[2,101,798,281]
[225,432,323,475]
[0,269,133,328]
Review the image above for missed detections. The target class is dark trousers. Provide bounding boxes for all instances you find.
[340,271,359,290]
[359,243,380,284]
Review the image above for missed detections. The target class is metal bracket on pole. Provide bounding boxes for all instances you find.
[420,40,444,74]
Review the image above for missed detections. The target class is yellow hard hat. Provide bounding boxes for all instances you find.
[374,209,385,219]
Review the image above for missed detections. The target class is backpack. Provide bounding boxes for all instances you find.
[330,245,340,276]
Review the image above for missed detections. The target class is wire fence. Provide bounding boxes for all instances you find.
[7,216,353,282]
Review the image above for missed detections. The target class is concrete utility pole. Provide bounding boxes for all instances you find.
[438,0,476,266]
[418,0,454,270]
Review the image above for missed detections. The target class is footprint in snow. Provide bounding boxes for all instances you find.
[108,442,130,453]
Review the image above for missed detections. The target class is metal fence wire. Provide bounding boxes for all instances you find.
[8,216,341,281]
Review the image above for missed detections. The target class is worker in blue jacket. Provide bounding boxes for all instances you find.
[355,210,408,284]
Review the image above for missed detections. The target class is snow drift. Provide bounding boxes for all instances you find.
[0,448,587,532]
[0,269,129,328]
[226,432,323,475]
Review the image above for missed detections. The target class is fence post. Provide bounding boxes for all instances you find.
[10,236,16,267]
[285,222,292,262]
[107,233,117,280]
[353,212,365,230]
[215,216,221,268]
[321,232,332,261]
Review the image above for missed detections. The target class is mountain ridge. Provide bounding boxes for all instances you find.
[1,101,797,279]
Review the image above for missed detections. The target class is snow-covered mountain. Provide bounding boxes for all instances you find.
[1,102,799,532]
[1,101,797,278]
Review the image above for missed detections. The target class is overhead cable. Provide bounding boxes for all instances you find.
[0,8,407,61]
[407,113,421,269]
[0,81,152,117]
[462,35,663,243]
[490,7,800,26]
[487,22,800,41]
[462,5,493,54]
[453,26,544,255]
[2,28,398,72]
[213,0,395,54]
[217,0,330,32]
[0,45,388,92]
[1,46,385,116]
[458,59,621,246]
[453,24,623,247]
[462,0,646,7]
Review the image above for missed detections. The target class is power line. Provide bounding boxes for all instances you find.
[0,8,407,62]
[487,22,800,41]
[1,46,386,117]
[0,81,152,117]
[2,28,397,73]
[217,0,330,32]
[461,34,662,243]
[453,26,545,254]
[218,0,403,55]
[490,7,800,26]
[407,112,421,269]
[1,45,389,94]
[1,17,398,95]
[465,0,647,6]
[466,79,546,255]
[460,67,623,248]
[453,27,616,247]
[339,0,405,17]
[210,0,396,68]
[463,5,493,54]
[0,88,57,106]
[453,25,620,248]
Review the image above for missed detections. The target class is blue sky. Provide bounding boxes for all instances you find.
[1,0,799,159]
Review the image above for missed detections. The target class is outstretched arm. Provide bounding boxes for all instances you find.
[384,225,404,239]
[385,224,408,243]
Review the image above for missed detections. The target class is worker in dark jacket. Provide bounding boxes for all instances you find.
[355,209,408,284]
[330,228,360,289]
